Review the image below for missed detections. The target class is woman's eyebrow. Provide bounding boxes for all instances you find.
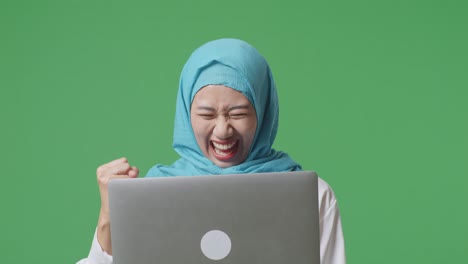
[196,106,216,111]
[228,105,250,111]
[196,105,250,111]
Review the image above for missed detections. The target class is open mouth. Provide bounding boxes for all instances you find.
[211,140,239,161]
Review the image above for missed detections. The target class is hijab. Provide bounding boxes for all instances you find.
[147,38,301,177]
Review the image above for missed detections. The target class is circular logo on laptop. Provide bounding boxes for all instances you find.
[200,230,232,260]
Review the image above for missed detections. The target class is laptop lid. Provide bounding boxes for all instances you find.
[108,171,320,264]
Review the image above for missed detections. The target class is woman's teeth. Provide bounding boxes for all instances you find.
[212,141,236,150]
[214,147,232,156]
[212,140,237,159]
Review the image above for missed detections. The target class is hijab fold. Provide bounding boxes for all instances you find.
[147,38,301,177]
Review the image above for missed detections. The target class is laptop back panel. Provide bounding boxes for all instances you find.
[109,171,320,264]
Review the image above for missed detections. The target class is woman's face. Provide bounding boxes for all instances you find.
[191,85,257,168]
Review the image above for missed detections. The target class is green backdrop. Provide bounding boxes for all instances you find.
[1,0,467,263]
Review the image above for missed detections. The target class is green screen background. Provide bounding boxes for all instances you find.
[1,0,467,263]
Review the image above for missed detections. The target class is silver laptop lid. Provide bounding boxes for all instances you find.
[109,171,320,264]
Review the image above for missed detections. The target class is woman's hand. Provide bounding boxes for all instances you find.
[96,157,139,255]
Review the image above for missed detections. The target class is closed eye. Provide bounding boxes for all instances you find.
[198,113,216,119]
[229,113,248,119]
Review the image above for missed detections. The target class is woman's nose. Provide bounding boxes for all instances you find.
[213,116,233,139]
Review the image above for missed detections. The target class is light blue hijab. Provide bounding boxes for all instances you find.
[147,38,301,177]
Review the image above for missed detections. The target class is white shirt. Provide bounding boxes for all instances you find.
[77,177,346,264]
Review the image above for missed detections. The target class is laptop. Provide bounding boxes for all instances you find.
[108,171,320,264]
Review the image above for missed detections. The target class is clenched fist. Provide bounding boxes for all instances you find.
[96,157,139,255]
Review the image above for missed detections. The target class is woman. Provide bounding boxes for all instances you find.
[78,38,346,264]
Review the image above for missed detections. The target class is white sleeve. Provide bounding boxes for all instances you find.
[76,229,113,264]
[318,177,347,264]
